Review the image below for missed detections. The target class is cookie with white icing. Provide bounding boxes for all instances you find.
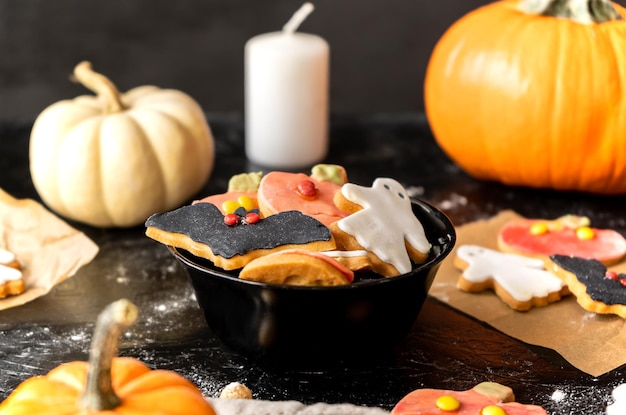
[454,245,570,311]
[607,383,626,415]
[0,248,25,299]
[330,178,431,277]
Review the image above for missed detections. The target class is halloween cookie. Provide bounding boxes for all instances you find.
[330,178,431,277]
[257,164,349,227]
[194,171,262,214]
[498,215,626,266]
[607,383,626,415]
[392,381,547,415]
[0,248,25,299]
[145,203,335,270]
[455,245,569,311]
[239,249,354,286]
[550,254,626,318]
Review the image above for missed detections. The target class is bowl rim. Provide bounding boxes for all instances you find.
[169,198,456,291]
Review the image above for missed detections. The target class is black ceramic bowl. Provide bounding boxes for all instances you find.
[169,199,455,366]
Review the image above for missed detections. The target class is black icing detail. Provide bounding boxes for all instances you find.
[551,255,626,305]
[146,203,331,259]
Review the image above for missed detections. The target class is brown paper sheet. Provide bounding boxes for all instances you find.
[0,189,99,310]
[429,210,626,377]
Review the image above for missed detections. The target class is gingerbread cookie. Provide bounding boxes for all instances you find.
[239,249,354,286]
[257,164,349,227]
[498,215,626,266]
[392,381,547,415]
[550,254,626,318]
[455,245,569,311]
[330,178,431,277]
[146,203,335,270]
[0,248,25,299]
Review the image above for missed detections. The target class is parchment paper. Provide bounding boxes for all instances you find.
[0,189,99,310]
[429,210,626,377]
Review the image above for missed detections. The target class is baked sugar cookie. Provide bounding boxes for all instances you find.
[498,215,626,266]
[455,245,569,311]
[239,249,354,286]
[0,248,25,299]
[330,178,431,277]
[257,165,349,227]
[146,203,335,270]
[550,254,626,318]
[392,382,547,415]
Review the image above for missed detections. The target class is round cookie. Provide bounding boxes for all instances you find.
[392,382,547,415]
[498,215,626,266]
[239,249,354,286]
[330,178,431,277]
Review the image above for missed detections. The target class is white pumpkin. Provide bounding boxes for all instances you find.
[29,61,214,227]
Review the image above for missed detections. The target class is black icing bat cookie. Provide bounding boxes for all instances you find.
[145,203,336,270]
[550,254,626,318]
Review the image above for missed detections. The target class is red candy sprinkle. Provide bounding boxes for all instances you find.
[606,271,619,281]
[296,180,318,198]
[224,213,239,226]
[620,278,626,288]
[244,212,260,224]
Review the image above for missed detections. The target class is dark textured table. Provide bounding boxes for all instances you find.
[1,114,626,414]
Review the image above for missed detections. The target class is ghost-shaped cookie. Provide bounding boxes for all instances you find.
[455,245,570,311]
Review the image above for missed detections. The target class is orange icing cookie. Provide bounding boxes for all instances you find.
[392,382,547,415]
[455,245,569,311]
[239,249,354,286]
[194,172,261,214]
[257,165,349,227]
[498,215,626,266]
[330,178,431,277]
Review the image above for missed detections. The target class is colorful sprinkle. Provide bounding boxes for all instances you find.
[224,213,239,226]
[481,405,507,415]
[244,212,260,225]
[435,395,460,411]
[296,179,318,199]
[222,200,241,215]
[238,195,257,211]
[606,271,619,281]
[576,226,595,240]
[530,222,549,236]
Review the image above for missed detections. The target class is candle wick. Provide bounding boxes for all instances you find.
[282,2,315,34]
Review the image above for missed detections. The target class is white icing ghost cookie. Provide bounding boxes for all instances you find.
[454,245,570,311]
[607,383,626,415]
[330,178,431,277]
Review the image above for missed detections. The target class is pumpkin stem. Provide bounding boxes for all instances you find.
[519,0,622,24]
[79,299,138,411]
[73,61,126,113]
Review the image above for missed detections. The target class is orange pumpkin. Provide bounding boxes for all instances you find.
[0,300,216,415]
[424,0,626,195]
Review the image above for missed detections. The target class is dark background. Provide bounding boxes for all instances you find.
[0,0,495,121]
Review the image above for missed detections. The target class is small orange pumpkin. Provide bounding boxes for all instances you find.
[0,300,216,415]
[425,0,626,195]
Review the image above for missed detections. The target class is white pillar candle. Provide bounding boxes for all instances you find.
[245,3,329,169]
